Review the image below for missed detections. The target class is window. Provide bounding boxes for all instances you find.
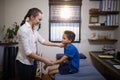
[49,0,82,43]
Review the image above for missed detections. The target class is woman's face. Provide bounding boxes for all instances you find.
[32,13,42,26]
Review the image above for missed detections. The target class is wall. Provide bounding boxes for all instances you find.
[115,2,120,50]
[0,0,5,41]
[0,0,120,71]
[115,16,120,50]
[0,0,5,72]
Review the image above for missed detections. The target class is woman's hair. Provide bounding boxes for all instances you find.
[20,8,43,26]
[64,30,75,42]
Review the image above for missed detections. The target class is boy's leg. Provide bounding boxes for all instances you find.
[48,65,59,79]
[49,69,59,75]
[48,65,59,73]
[49,69,59,78]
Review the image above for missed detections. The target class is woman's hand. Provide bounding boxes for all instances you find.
[43,60,55,70]
[45,59,54,66]
[58,43,65,48]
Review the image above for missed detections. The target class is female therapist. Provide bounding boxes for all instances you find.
[16,8,63,80]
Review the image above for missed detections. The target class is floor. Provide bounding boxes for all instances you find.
[42,74,53,80]
[0,72,2,80]
[0,73,52,80]
[0,76,42,80]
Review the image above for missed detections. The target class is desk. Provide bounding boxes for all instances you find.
[0,42,18,80]
[89,51,120,80]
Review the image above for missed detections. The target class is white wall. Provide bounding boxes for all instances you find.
[0,0,5,71]
[0,0,5,41]
[0,0,120,66]
[115,14,120,50]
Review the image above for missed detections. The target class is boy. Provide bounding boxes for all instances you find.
[44,30,80,79]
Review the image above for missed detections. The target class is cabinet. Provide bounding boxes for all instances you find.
[0,42,18,80]
[88,0,119,44]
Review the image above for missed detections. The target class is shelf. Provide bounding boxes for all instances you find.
[89,0,119,45]
[89,25,119,30]
[88,39,118,44]
[89,11,119,15]
[0,42,18,46]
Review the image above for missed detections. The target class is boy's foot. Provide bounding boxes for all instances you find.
[42,74,53,80]
[48,74,54,80]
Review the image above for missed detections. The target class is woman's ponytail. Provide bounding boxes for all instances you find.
[20,15,27,26]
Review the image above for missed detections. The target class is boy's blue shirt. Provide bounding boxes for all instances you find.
[64,43,80,73]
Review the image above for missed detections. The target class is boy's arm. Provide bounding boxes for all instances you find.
[54,55,68,64]
[43,55,68,70]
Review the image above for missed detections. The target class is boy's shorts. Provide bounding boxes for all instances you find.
[58,62,71,75]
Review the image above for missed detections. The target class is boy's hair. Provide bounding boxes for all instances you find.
[64,30,75,42]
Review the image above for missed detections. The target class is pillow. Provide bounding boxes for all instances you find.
[80,53,87,59]
[56,53,86,60]
[56,53,64,60]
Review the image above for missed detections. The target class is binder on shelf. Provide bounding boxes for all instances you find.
[115,14,119,25]
[107,0,111,11]
[110,0,114,11]
[99,0,119,12]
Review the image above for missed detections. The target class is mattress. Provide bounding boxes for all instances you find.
[55,59,105,80]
